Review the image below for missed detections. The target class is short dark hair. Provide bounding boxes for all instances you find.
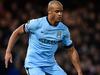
[48,0,63,11]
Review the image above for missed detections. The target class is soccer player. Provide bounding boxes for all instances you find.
[5,0,83,75]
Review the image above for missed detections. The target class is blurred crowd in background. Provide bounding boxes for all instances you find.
[0,0,100,75]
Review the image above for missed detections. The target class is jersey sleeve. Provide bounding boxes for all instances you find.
[62,27,73,48]
[24,19,39,33]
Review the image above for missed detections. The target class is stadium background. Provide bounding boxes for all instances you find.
[0,0,100,75]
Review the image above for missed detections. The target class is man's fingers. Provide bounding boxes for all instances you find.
[5,60,8,68]
[5,58,12,68]
[5,53,12,68]
[10,57,13,63]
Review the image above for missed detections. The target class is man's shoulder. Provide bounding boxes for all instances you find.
[37,16,46,20]
[29,17,45,22]
[59,22,69,29]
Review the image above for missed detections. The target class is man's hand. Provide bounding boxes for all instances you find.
[78,73,83,75]
[78,71,83,75]
[5,51,13,68]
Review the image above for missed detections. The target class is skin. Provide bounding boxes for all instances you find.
[5,1,83,75]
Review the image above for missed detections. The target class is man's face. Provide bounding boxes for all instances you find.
[50,4,63,22]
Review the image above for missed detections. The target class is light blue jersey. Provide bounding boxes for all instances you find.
[24,16,72,68]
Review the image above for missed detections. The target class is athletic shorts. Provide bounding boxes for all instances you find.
[25,64,67,75]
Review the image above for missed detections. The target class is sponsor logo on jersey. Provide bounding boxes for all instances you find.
[39,39,57,45]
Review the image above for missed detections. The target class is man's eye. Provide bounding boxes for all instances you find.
[55,10,63,13]
[55,10,59,13]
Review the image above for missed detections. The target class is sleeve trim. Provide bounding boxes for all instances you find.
[23,24,26,33]
[64,43,73,49]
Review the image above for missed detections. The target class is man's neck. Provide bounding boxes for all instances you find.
[47,16,58,26]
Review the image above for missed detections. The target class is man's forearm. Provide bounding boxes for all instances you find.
[6,25,25,52]
[68,47,82,74]
[6,31,19,52]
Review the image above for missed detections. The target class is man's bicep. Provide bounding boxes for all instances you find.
[65,46,76,56]
[24,19,39,33]
[14,25,25,34]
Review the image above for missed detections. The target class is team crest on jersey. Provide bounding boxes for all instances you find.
[57,31,62,40]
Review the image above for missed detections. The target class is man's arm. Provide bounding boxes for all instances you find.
[5,25,25,68]
[67,46,83,75]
